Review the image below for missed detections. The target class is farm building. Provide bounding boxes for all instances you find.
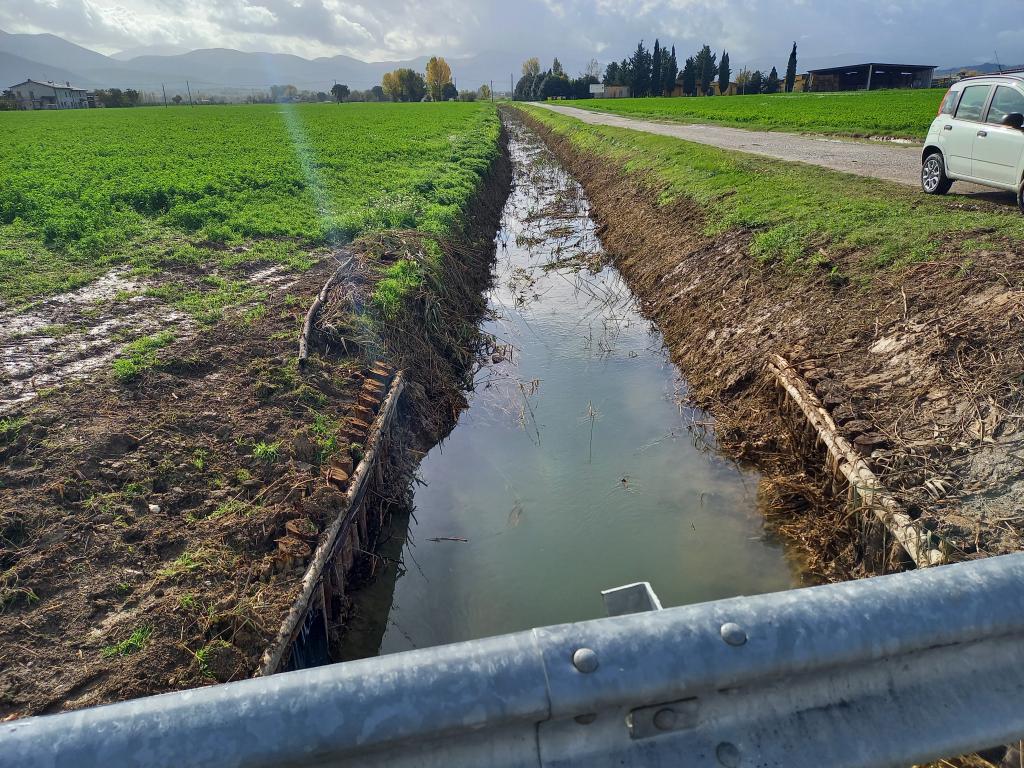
[597,85,631,99]
[806,63,935,92]
[8,79,92,110]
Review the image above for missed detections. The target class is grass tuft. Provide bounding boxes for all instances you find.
[113,331,175,381]
[101,624,152,658]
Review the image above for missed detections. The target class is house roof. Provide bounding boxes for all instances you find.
[8,78,89,93]
[806,63,936,76]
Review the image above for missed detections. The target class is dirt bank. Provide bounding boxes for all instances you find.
[513,105,1024,581]
[0,132,511,718]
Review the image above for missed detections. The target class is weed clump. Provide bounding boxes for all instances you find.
[113,331,175,381]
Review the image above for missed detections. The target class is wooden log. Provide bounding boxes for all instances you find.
[298,256,353,368]
[256,373,406,676]
[767,354,944,568]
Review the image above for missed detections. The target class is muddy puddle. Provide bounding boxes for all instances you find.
[340,119,800,658]
[0,263,299,414]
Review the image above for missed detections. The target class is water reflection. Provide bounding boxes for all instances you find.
[341,118,797,659]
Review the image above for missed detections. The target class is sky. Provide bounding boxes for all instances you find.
[2,0,1023,70]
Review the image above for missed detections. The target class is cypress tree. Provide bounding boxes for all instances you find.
[651,40,663,97]
[663,45,678,96]
[629,41,651,96]
[749,70,764,94]
[718,51,731,95]
[603,62,620,86]
[785,42,798,92]
[695,45,717,96]
[766,66,781,94]
[681,57,697,96]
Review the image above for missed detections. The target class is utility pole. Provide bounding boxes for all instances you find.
[186,80,193,107]
[490,80,494,102]
[510,73,514,99]
[161,83,168,107]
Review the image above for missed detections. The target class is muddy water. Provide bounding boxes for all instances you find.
[341,122,798,658]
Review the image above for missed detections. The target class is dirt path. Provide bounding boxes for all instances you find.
[536,103,1013,204]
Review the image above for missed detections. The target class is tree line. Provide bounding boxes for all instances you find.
[514,56,603,101]
[515,41,799,101]
[379,57,490,102]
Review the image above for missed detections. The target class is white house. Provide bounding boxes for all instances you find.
[8,79,91,110]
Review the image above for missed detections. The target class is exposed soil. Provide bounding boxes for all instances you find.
[0,260,301,415]
[515,106,1024,581]
[0,135,512,719]
[0,257,369,717]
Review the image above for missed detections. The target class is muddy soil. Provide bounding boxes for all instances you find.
[0,260,301,415]
[514,106,1024,579]
[0,136,512,718]
[0,256,373,717]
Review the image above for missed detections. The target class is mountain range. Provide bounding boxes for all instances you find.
[2,28,1020,98]
[0,29,523,95]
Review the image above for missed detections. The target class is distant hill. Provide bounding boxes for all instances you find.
[111,44,190,61]
[0,29,110,74]
[0,29,522,95]
[0,50,99,90]
[936,62,1024,76]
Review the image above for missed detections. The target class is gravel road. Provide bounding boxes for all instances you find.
[535,103,1012,203]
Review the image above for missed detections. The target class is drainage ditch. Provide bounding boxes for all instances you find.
[338,114,801,660]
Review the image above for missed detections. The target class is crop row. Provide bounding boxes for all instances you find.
[0,102,500,304]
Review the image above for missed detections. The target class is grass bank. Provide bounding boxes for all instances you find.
[521,104,1024,279]
[571,88,946,140]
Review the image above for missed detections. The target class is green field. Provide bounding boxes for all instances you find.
[520,104,1024,277]
[0,102,499,305]
[572,89,946,140]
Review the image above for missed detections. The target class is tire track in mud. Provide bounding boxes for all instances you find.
[0,264,301,414]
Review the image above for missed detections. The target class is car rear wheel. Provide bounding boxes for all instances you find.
[921,152,953,195]
[1018,181,1024,215]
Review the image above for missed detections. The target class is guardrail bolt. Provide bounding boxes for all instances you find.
[653,708,677,731]
[572,647,599,673]
[720,622,747,647]
[716,741,741,767]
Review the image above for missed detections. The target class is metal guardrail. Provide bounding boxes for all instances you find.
[3,554,1024,768]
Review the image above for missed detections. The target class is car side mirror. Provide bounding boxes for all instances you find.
[1001,112,1024,130]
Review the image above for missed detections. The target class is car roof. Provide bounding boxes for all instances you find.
[953,72,1024,86]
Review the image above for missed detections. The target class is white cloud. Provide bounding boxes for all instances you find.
[1,0,1021,69]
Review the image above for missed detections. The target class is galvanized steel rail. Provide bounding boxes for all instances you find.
[4,554,1024,768]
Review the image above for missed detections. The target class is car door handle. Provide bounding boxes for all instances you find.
[977,130,988,137]
[943,125,953,131]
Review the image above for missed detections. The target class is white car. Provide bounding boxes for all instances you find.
[922,73,1024,213]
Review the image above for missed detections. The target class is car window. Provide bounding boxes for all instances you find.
[987,85,1024,124]
[940,89,960,115]
[955,85,992,121]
